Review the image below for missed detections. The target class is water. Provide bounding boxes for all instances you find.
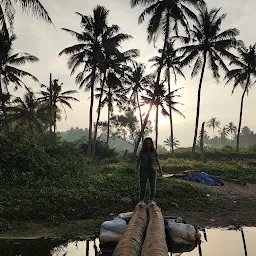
[174,227,256,256]
[0,228,255,255]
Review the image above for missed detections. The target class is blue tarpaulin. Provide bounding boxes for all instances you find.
[187,172,218,186]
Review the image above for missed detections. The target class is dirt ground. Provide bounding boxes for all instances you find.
[179,181,256,228]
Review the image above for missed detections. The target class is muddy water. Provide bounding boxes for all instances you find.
[0,228,255,255]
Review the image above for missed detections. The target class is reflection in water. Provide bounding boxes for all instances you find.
[0,228,255,255]
[0,238,69,256]
[241,228,248,256]
[172,227,256,256]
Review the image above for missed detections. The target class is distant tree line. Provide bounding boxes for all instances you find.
[0,0,256,157]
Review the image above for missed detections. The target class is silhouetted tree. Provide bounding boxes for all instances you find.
[178,6,239,154]
[226,44,256,152]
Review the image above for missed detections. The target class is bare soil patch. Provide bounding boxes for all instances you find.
[178,181,256,228]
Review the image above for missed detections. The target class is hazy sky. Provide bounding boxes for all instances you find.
[11,0,256,147]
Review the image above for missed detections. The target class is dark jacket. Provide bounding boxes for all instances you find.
[139,149,158,176]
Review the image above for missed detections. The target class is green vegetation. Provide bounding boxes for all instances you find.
[1,130,256,236]
[1,0,256,238]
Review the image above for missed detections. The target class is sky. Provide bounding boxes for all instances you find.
[10,0,256,147]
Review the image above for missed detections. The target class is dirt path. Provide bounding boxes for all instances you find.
[203,181,256,199]
[180,181,256,228]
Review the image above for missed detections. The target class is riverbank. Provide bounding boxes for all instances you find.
[1,156,256,238]
[1,180,256,239]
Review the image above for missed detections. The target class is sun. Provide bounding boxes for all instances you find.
[137,104,170,126]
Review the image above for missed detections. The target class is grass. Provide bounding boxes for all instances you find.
[1,156,256,237]
[0,219,104,238]
[161,158,256,182]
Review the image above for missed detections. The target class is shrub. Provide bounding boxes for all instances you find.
[79,139,116,160]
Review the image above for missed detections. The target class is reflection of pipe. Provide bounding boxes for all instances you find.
[198,242,203,256]
[94,238,98,256]
[241,228,248,256]
[203,229,208,242]
[86,240,89,256]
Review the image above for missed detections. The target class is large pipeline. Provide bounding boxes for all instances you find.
[113,204,148,256]
[141,204,169,256]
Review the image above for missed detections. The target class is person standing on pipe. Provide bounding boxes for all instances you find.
[136,137,163,205]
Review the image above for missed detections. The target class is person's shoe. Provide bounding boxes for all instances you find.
[138,201,145,206]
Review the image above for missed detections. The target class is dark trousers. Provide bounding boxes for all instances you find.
[139,173,156,201]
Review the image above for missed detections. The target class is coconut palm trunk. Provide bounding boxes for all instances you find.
[106,87,111,145]
[49,73,53,133]
[136,92,144,140]
[167,68,174,153]
[133,102,154,157]
[92,70,107,155]
[133,11,170,157]
[88,65,97,155]
[155,103,159,150]
[53,104,57,133]
[236,76,250,152]
[192,51,207,154]
[0,75,9,132]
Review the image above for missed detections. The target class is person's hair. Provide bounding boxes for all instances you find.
[141,137,155,152]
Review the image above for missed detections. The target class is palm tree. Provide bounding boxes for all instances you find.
[241,126,253,147]
[9,88,48,136]
[0,32,39,131]
[218,126,228,146]
[60,5,110,154]
[164,136,180,150]
[97,72,128,144]
[206,117,220,137]
[226,44,256,152]
[92,28,138,154]
[198,122,211,145]
[39,77,79,133]
[127,62,152,135]
[0,0,52,35]
[141,81,184,149]
[130,0,204,156]
[149,39,185,153]
[226,122,237,140]
[177,6,239,154]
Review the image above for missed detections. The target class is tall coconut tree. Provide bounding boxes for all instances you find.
[96,72,128,144]
[149,39,185,153]
[206,117,220,137]
[130,0,204,156]
[9,88,48,136]
[226,44,256,152]
[218,126,228,146]
[226,122,237,140]
[0,32,39,132]
[141,80,184,149]
[92,26,138,154]
[39,78,79,133]
[60,5,110,154]
[177,6,239,154]
[164,136,180,150]
[127,62,152,135]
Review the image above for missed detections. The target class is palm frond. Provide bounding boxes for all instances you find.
[18,0,52,24]
[191,55,202,78]
[7,53,39,65]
